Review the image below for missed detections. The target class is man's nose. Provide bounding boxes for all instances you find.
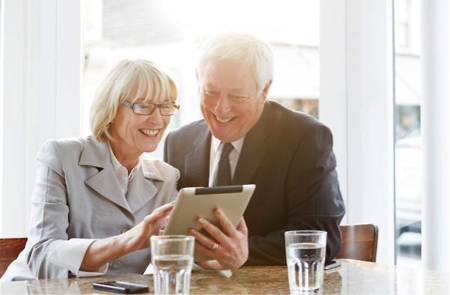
[215,93,232,114]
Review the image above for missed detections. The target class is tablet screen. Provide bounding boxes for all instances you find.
[164,184,255,261]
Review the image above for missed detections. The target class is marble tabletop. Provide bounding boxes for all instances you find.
[0,260,448,295]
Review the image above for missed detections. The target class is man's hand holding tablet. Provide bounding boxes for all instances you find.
[163,185,255,270]
[189,210,249,270]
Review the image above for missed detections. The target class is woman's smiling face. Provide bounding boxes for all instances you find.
[110,102,170,157]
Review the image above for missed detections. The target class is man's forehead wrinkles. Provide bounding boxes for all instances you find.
[203,80,249,91]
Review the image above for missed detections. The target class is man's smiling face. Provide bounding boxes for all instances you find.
[199,59,269,143]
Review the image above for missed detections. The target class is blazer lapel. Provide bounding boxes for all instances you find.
[79,136,131,212]
[126,161,161,214]
[233,103,273,185]
[85,169,131,212]
[184,123,211,187]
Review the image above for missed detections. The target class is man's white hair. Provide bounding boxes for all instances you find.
[198,32,274,95]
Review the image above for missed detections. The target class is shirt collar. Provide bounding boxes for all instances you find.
[212,135,245,154]
[108,143,142,178]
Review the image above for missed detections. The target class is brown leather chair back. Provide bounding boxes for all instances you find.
[0,238,27,278]
[336,224,378,262]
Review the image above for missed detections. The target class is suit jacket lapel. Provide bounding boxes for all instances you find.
[233,102,273,185]
[126,160,161,214]
[184,122,211,188]
[79,136,131,212]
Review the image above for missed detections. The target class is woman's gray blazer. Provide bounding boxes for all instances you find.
[2,136,179,281]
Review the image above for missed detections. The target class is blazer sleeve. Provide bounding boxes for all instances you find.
[23,140,102,279]
[246,124,345,265]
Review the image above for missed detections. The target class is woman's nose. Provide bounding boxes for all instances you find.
[146,108,164,124]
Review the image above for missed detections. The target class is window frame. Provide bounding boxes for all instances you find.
[320,0,395,264]
[0,0,82,236]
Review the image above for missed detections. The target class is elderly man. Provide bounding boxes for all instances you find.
[164,33,345,269]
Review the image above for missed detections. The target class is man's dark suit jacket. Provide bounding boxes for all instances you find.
[164,100,346,265]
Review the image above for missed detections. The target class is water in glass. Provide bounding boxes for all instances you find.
[153,254,193,295]
[287,242,325,293]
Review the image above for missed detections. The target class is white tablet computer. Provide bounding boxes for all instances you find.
[164,184,255,262]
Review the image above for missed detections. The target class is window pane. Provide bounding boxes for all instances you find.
[394,0,422,267]
[82,0,320,159]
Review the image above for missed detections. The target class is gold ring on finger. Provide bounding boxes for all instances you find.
[211,242,219,252]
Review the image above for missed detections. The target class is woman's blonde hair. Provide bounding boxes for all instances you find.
[90,59,178,142]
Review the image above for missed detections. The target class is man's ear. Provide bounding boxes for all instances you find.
[260,80,273,101]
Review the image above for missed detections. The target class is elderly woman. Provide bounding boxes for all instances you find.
[2,60,180,280]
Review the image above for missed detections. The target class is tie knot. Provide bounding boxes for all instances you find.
[220,142,234,159]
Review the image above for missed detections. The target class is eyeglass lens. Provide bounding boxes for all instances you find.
[133,103,178,116]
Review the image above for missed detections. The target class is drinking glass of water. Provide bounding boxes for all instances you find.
[151,235,195,295]
[285,230,327,293]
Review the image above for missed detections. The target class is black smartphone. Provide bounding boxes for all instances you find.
[93,281,149,294]
[324,260,342,270]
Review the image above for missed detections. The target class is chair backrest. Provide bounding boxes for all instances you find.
[336,224,378,262]
[0,238,27,278]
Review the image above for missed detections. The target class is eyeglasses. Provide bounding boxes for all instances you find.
[121,101,180,116]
